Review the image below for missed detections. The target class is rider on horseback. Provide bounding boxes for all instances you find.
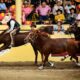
[1,12,20,47]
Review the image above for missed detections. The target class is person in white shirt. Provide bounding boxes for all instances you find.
[64,1,75,14]
[52,0,64,15]
[1,12,20,47]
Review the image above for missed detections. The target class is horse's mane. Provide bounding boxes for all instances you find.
[38,32,50,40]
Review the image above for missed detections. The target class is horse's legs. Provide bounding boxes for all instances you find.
[61,54,69,61]
[34,50,38,65]
[38,53,49,70]
[71,54,80,66]
[43,54,49,66]
[32,46,38,65]
[45,54,54,67]
[70,56,73,61]
[71,54,78,63]
[41,53,44,64]
[0,43,10,51]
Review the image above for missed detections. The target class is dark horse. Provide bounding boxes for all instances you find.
[0,30,41,65]
[25,30,80,69]
[65,25,80,40]
[31,23,53,34]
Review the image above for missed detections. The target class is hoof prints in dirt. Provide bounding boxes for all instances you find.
[0,62,80,70]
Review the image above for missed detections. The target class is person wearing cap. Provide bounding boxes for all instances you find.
[52,0,64,16]
[70,13,80,28]
[55,9,65,23]
[64,0,75,15]
[66,8,77,24]
[1,12,20,47]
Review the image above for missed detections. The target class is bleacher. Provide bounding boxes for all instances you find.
[0,24,74,39]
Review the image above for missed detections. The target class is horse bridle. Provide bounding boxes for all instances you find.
[25,31,38,43]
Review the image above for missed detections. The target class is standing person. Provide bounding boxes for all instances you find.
[1,12,20,47]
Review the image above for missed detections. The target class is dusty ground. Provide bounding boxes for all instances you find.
[0,62,80,80]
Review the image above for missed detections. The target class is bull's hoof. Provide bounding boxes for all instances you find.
[48,62,54,67]
[76,63,80,67]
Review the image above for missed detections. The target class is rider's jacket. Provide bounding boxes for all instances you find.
[7,19,20,29]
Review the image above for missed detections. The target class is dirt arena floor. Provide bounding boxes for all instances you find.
[0,62,80,80]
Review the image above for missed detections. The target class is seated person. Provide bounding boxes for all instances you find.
[76,13,80,27]
[0,0,7,12]
[54,20,64,32]
[76,4,80,13]
[55,9,65,23]
[22,2,33,23]
[52,0,64,16]
[64,0,75,16]
[36,2,51,23]
[66,8,77,24]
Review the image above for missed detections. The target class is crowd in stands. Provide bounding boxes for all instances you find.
[0,0,80,26]
[22,0,80,25]
[0,0,15,24]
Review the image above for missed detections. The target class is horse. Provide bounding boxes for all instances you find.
[25,30,80,69]
[39,26,53,34]
[0,30,41,65]
[65,26,80,40]
[31,23,53,34]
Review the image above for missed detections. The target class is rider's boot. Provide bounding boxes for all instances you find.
[9,33,14,47]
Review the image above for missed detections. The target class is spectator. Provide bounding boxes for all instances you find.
[76,4,80,13]
[54,9,65,23]
[22,1,33,23]
[66,8,77,24]
[75,0,80,5]
[42,0,56,7]
[36,2,51,22]
[31,0,40,7]
[52,0,64,15]
[0,0,7,12]
[57,20,63,32]
[54,20,64,32]
[5,0,15,9]
[1,12,12,25]
[64,0,75,15]
[76,13,80,27]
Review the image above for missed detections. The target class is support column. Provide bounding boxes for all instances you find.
[16,0,22,25]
